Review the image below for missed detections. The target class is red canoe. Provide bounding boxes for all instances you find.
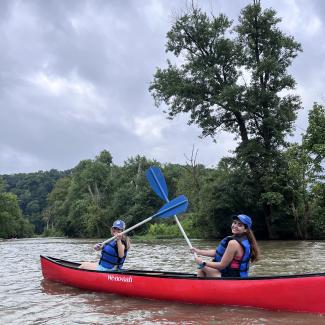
[40,255,325,314]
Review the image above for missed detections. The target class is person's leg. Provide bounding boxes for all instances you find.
[197,265,221,278]
[79,262,98,270]
[197,269,206,277]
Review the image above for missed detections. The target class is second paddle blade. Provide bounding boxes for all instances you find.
[156,195,189,219]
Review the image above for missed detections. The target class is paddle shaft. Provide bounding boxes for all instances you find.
[101,215,153,246]
[149,168,197,258]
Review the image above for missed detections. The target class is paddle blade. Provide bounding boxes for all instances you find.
[155,195,189,219]
[146,166,168,201]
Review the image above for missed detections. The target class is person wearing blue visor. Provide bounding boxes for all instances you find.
[190,214,260,278]
[79,219,131,271]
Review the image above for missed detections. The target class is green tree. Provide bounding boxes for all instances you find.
[110,155,162,233]
[0,177,5,192]
[286,103,325,238]
[310,183,325,239]
[149,1,302,238]
[303,103,325,161]
[0,177,33,238]
[54,156,113,237]
[95,150,113,166]
[3,169,68,233]
[46,176,72,234]
[46,151,160,237]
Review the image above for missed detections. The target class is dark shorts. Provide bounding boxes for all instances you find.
[221,269,241,278]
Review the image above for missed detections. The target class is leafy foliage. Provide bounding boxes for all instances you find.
[0,177,34,238]
[285,103,325,238]
[150,1,303,238]
[3,169,68,233]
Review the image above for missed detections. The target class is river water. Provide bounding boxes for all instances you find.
[1,237,325,324]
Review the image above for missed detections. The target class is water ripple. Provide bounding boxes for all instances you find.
[1,238,325,324]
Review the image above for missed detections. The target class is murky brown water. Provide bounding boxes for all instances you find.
[1,238,325,324]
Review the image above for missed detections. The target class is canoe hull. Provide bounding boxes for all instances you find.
[40,256,325,314]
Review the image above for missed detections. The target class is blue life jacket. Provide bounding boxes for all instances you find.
[214,235,251,277]
[99,239,128,270]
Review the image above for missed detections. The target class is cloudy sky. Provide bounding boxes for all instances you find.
[1,0,324,174]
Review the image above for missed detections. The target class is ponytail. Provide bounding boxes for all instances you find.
[246,228,260,262]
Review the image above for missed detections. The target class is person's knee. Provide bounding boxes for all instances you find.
[206,269,221,277]
[79,262,95,270]
[196,269,205,277]
[79,262,87,269]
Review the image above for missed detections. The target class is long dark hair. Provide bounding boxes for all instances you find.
[122,234,131,250]
[246,228,260,262]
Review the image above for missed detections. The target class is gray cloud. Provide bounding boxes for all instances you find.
[1,0,324,174]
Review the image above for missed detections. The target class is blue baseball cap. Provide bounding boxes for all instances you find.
[232,214,252,229]
[112,220,125,230]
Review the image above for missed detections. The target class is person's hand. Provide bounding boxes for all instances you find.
[195,256,203,264]
[190,247,199,254]
[94,243,102,251]
[115,232,123,241]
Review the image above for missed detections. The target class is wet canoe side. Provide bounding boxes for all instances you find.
[40,256,325,314]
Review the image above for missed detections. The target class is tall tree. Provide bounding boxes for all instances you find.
[286,103,325,238]
[149,1,302,238]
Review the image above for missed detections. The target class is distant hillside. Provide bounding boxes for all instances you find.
[2,169,70,233]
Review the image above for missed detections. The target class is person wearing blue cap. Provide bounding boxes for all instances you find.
[190,214,260,278]
[79,219,131,271]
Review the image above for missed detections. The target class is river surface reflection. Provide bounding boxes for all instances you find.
[1,237,325,324]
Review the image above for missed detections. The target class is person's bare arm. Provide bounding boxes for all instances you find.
[191,247,216,257]
[116,233,126,258]
[195,240,239,270]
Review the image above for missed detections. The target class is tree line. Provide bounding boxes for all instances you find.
[1,1,324,240]
[1,128,324,240]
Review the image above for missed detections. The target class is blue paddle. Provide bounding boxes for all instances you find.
[99,195,189,246]
[146,166,169,201]
[146,166,197,258]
